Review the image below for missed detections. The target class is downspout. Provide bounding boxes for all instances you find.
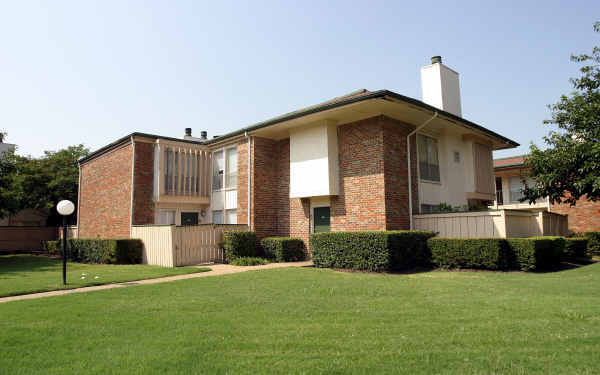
[129,136,136,237]
[245,131,251,230]
[407,111,438,229]
[76,163,81,238]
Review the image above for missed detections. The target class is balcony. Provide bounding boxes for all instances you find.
[155,141,211,205]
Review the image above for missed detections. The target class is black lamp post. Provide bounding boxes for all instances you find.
[57,200,75,285]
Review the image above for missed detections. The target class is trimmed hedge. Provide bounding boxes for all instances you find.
[310,231,436,272]
[584,232,600,255]
[230,257,269,266]
[507,237,564,271]
[43,238,143,264]
[429,237,566,271]
[223,231,258,262]
[563,238,589,260]
[429,238,513,270]
[261,237,305,262]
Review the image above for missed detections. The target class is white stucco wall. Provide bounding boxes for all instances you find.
[418,130,471,209]
[290,121,339,198]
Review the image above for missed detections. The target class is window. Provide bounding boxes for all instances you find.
[509,176,535,202]
[420,204,439,214]
[212,151,224,190]
[158,210,175,225]
[495,177,503,205]
[164,149,173,194]
[181,212,198,225]
[418,134,440,182]
[226,209,237,224]
[226,148,237,188]
[212,210,223,224]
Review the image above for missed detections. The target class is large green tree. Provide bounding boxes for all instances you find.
[523,22,600,205]
[0,144,89,225]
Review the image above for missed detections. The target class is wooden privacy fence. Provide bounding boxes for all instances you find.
[413,209,568,238]
[0,227,58,251]
[131,224,248,267]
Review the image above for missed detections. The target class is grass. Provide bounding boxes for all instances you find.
[0,254,210,297]
[1,263,600,374]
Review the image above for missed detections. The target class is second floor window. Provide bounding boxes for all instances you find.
[213,151,224,190]
[509,176,535,202]
[418,134,440,182]
[226,148,237,188]
[213,147,237,191]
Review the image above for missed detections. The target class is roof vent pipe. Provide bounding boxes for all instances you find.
[185,128,192,136]
[213,135,220,139]
[200,131,207,140]
[431,56,442,64]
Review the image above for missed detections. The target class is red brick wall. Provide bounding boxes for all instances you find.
[132,141,154,225]
[237,115,416,250]
[382,117,415,229]
[250,137,279,239]
[79,143,133,238]
[551,197,600,233]
[331,116,387,231]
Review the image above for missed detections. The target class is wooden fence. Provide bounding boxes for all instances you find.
[0,227,58,251]
[413,209,568,238]
[131,224,248,267]
[57,226,79,239]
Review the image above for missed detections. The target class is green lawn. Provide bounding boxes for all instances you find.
[0,255,209,297]
[1,263,599,374]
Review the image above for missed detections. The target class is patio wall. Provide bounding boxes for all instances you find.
[131,224,248,267]
[413,209,567,238]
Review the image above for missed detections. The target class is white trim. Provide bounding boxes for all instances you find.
[129,137,136,236]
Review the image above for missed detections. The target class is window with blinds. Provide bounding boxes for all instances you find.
[417,134,440,182]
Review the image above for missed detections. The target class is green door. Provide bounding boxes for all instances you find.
[314,207,330,233]
[181,212,199,226]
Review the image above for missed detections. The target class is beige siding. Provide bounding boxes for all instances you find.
[132,224,248,267]
[132,225,176,267]
[414,209,568,238]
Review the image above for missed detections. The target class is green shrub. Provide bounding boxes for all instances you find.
[563,237,590,260]
[584,232,600,255]
[260,237,305,262]
[310,230,436,272]
[507,237,564,271]
[428,238,513,270]
[230,257,269,266]
[429,237,566,271]
[223,231,258,262]
[42,239,143,264]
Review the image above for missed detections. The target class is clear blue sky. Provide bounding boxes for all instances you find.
[1,1,598,158]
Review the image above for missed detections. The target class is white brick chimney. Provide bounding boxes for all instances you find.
[420,56,462,117]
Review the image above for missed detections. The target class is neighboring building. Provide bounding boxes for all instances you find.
[493,155,600,233]
[77,56,519,245]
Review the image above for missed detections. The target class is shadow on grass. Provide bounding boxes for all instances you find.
[0,254,62,276]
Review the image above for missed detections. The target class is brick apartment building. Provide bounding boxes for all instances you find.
[78,57,519,245]
[493,155,600,233]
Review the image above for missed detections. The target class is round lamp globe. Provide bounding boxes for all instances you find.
[57,200,75,216]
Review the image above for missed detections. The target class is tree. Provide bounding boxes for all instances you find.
[0,132,6,142]
[523,22,600,205]
[0,145,89,224]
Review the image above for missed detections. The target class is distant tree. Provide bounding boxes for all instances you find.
[523,22,600,205]
[0,145,89,224]
[0,132,6,142]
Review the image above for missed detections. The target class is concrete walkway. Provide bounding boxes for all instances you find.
[0,260,313,304]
